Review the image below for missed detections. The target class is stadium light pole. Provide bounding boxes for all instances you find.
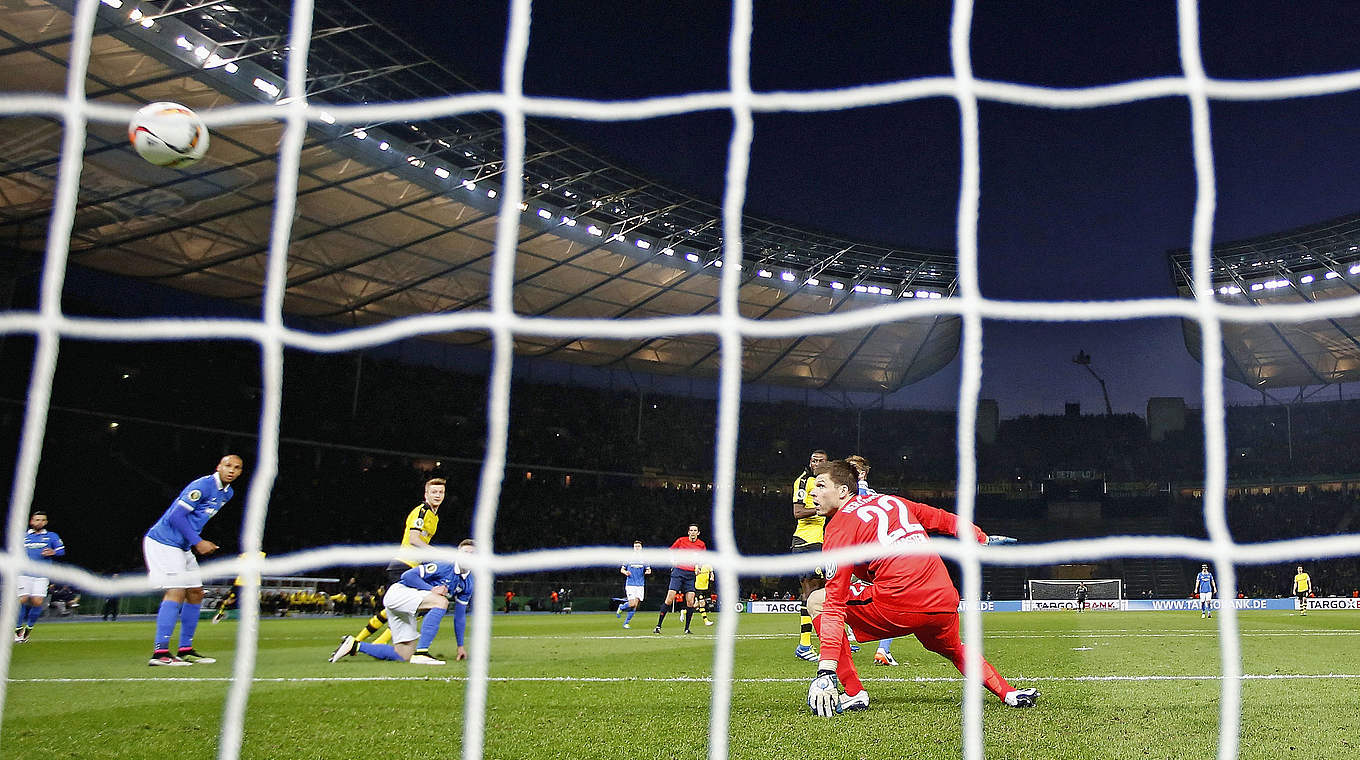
[1072,349,1113,416]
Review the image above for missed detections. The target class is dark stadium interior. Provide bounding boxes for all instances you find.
[3,305,1358,606]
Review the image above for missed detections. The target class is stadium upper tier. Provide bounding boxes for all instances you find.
[1169,212,1360,390]
[0,0,959,392]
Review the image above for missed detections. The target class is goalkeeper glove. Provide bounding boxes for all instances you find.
[807,670,842,717]
[987,535,1018,545]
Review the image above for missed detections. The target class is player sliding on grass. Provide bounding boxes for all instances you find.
[804,459,1037,716]
[329,539,474,665]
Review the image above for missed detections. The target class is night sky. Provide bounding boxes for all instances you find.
[370,2,1360,416]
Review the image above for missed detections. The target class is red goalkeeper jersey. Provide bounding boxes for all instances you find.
[669,537,706,571]
[818,493,987,660]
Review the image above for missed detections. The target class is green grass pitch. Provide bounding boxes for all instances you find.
[3,609,1357,759]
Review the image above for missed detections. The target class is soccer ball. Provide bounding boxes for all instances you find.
[128,102,209,168]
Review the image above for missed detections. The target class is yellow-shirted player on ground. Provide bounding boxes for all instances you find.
[694,564,714,626]
[792,449,828,661]
[350,477,446,645]
[211,552,266,624]
[1293,565,1312,616]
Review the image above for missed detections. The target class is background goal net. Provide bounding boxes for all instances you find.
[1028,579,1122,601]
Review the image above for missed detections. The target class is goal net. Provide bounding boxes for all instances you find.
[1028,578,1122,601]
[4,2,1360,760]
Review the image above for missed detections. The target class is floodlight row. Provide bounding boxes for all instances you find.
[108,0,942,302]
[1217,264,1360,296]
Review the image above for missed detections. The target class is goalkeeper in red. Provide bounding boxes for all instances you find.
[804,460,1038,715]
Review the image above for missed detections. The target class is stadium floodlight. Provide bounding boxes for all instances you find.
[1326,271,1341,279]
[806,278,819,286]
[536,209,552,220]
[1350,264,1360,275]
[1250,283,1264,291]
[830,281,844,290]
[685,253,700,263]
[318,111,335,124]
[635,240,651,250]
[660,247,674,256]
[252,77,280,98]
[101,0,122,6]
[757,269,772,278]
[460,179,475,189]
[433,167,450,179]
[140,16,154,27]
[780,271,795,282]
[352,129,367,140]
[1300,274,1314,284]
[518,202,528,212]
[713,260,723,267]
[561,216,577,226]
[175,36,192,50]
[486,189,497,198]
[377,141,390,151]
[866,285,881,294]
[587,225,603,236]
[223,61,238,73]
[854,284,868,292]
[193,46,210,61]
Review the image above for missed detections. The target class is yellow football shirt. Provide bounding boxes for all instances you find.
[396,502,439,568]
[792,471,824,546]
[1294,572,1311,593]
[695,565,713,591]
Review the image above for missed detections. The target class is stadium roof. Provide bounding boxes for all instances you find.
[1169,212,1360,391]
[0,0,961,393]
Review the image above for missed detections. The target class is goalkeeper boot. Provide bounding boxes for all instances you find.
[794,644,818,662]
[873,649,898,666]
[328,635,357,663]
[1004,688,1040,708]
[178,648,216,664]
[839,690,870,712]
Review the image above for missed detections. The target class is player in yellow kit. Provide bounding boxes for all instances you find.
[350,478,447,644]
[792,450,828,661]
[1293,565,1312,615]
[694,565,714,626]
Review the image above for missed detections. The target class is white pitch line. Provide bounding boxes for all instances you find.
[9,673,1360,685]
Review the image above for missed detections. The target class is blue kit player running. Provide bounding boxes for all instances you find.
[330,539,475,665]
[617,541,652,628]
[16,511,65,643]
[1195,564,1217,619]
[143,455,243,666]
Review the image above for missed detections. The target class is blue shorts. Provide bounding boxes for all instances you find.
[668,569,697,594]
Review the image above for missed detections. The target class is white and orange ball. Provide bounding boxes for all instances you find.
[128,101,209,168]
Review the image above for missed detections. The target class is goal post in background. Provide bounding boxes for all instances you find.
[1028,578,1122,601]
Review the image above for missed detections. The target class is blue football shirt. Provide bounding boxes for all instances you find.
[146,473,234,551]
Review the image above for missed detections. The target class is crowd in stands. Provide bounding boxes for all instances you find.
[3,335,1360,601]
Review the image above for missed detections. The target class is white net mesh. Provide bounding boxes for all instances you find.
[4,1,1360,760]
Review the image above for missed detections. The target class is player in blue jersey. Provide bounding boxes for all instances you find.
[15,511,65,643]
[1194,563,1217,619]
[329,539,475,665]
[142,455,243,666]
[616,540,652,629]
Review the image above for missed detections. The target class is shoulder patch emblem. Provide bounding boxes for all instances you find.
[187,489,202,502]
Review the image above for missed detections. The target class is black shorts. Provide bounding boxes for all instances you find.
[791,541,824,582]
[668,569,697,594]
[384,561,410,585]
